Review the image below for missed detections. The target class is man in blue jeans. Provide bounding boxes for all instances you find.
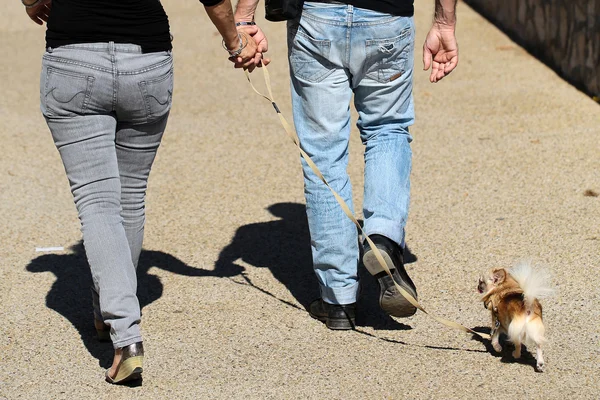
[236,0,459,329]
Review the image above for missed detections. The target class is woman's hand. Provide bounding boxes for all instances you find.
[25,0,52,25]
[227,30,260,72]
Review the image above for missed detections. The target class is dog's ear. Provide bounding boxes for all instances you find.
[492,268,506,284]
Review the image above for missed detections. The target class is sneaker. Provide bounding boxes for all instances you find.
[362,234,418,317]
[309,298,356,330]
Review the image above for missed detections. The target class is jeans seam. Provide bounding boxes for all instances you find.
[301,10,401,26]
[57,43,143,52]
[43,67,95,117]
[42,55,112,73]
[42,54,172,76]
[118,57,173,76]
[111,43,117,112]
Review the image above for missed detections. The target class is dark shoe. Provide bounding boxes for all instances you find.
[362,234,418,318]
[105,342,144,384]
[309,299,356,330]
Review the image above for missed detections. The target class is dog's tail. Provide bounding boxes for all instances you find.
[509,261,555,308]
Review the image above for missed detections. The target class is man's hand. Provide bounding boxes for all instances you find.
[423,23,458,83]
[25,0,52,25]
[233,24,270,72]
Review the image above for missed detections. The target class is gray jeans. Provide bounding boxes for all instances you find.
[40,42,173,348]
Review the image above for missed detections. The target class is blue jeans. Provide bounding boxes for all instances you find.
[40,42,173,348]
[288,3,415,305]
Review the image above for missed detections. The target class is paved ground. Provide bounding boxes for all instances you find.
[1,1,599,399]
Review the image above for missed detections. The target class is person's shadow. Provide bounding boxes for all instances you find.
[215,202,417,330]
[26,241,237,368]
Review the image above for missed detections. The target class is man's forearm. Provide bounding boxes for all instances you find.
[234,0,260,22]
[434,0,457,26]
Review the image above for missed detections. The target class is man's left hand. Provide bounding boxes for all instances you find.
[423,23,458,83]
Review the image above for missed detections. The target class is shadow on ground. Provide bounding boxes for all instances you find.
[471,326,539,370]
[26,242,229,368]
[215,202,418,331]
[26,202,420,367]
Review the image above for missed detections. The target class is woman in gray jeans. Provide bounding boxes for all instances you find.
[24,0,259,384]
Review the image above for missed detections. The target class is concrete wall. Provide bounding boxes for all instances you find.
[464,0,600,98]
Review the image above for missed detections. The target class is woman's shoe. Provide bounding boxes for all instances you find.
[94,319,111,342]
[105,342,144,384]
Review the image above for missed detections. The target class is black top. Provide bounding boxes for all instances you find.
[317,0,414,16]
[45,0,187,53]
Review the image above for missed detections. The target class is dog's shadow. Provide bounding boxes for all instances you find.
[26,242,234,368]
[215,202,417,331]
[471,326,539,370]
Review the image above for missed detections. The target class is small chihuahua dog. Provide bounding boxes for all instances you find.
[477,261,554,372]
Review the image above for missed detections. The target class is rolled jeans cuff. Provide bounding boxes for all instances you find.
[364,217,406,249]
[320,281,360,305]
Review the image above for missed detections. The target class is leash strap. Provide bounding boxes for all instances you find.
[244,65,490,341]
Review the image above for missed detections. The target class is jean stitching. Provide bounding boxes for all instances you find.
[364,29,412,84]
[43,55,112,73]
[44,67,94,117]
[365,27,411,45]
[82,76,94,113]
[138,70,173,123]
[301,12,347,26]
[301,11,401,26]
[42,54,172,77]
[290,27,334,83]
[59,45,142,53]
[118,57,173,76]
[294,25,331,45]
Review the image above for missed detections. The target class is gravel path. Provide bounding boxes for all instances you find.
[1,1,599,399]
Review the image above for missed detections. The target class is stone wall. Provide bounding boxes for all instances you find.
[464,0,600,99]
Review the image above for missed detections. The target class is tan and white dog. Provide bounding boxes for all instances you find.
[477,262,554,372]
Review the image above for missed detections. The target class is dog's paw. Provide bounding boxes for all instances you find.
[492,342,502,353]
[512,348,521,359]
[535,361,545,373]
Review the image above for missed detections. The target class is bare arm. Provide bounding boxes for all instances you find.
[204,0,259,68]
[234,0,261,23]
[205,0,242,50]
[434,0,457,26]
[233,0,271,71]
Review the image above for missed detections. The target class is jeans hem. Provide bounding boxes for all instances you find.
[364,217,406,248]
[112,334,143,349]
[320,281,360,305]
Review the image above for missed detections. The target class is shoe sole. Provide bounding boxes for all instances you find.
[106,356,144,384]
[309,312,355,330]
[363,248,417,318]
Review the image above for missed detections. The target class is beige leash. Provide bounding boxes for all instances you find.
[244,65,490,341]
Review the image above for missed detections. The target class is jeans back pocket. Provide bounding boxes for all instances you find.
[139,66,173,122]
[365,28,412,84]
[288,26,333,83]
[42,67,94,118]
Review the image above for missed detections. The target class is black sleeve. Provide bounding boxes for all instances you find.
[199,0,225,7]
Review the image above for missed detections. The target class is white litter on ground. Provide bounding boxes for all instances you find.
[35,246,65,252]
